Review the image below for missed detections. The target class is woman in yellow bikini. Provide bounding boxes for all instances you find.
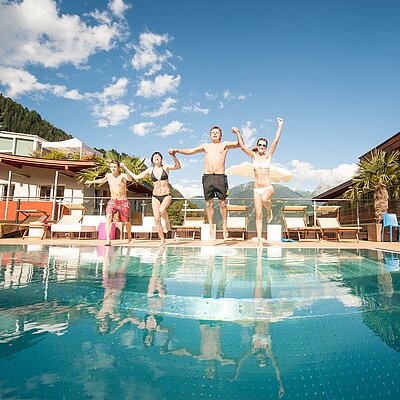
[235,117,283,246]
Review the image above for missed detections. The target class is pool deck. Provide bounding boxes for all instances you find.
[1,237,399,252]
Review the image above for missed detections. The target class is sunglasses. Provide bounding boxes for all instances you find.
[257,143,267,148]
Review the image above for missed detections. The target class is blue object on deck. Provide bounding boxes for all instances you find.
[281,238,296,242]
[381,213,400,242]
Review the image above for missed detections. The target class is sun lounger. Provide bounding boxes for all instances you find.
[226,205,248,240]
[173,209,205,240]
[316,206,361,242]
[281,206,320,242]
[127,216,167,239]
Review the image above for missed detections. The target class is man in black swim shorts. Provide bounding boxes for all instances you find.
[172,126,240,240]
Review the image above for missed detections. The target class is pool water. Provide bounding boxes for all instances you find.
[0,245,400,399]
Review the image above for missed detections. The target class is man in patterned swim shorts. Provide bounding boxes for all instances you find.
[85,160,135,246]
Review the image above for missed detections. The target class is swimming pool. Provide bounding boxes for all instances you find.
[0,245,399,399]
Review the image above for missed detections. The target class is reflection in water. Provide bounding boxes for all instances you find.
[1,245,400,399]
[112,247,170,347]
[232,248,285,398]
[161,253,235,379]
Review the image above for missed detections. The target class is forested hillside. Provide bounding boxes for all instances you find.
[0,93,72,141]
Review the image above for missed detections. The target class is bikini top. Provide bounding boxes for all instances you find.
[151,167,168,182]
[253,157,271,169]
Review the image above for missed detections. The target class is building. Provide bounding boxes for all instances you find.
[314,132,400,225]
[0,132,152,221]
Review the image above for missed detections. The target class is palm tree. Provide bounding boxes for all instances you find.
[344,149,400,222]
[76,149,149,185]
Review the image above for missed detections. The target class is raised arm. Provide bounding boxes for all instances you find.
[119,162,133,181]
[267,117,283,157]
[121,163,151,181]
[85,175,108,186]
[174,144,204,156]
[166,149,181,171]
[232,127,255,158]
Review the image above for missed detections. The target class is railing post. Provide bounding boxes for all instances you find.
[51,171,59,220]
[313,200,317,226]
[4,170,13,220]
[356,200,360,227]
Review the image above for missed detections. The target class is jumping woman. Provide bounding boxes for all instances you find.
[234,117,283,246]
[125,149,181,245]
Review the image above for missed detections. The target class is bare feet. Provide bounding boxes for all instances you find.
[257,238,263,247]
[105,242,111,246]
[223,227,229,240]
[160,240,166,246]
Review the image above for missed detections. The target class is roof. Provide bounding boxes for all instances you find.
[42,138,102,157]
[314,131,400,200]
[0,153,152,195]
[0,153,95,172]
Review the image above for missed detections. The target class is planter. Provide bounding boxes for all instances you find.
[367,223,382,242]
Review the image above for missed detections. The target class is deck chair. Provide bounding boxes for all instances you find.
[173,208,205,240]
[128,216,167,239]
[226,205,248,240]
[50,214,84,238]
[17,210,49,239]
[316,206,361,242]
[281,206,320,242]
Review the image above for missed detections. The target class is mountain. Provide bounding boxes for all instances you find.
[0,93,72,141]
[191,181,312,230]
[311,183,335,197]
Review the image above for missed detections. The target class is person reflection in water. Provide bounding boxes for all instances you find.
[230,248,285,398]
[112,247,169,347]
[161,254,235,379]
[96,246,130,334]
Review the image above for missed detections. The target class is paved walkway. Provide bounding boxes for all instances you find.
[1,237,399,252]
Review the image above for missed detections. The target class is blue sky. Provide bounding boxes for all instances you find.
[1,0,399,196]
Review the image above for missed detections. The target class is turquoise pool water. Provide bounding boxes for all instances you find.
[0,245,400,399]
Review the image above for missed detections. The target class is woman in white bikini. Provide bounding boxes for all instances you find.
[234,117,283,246]
[126,149,181,245]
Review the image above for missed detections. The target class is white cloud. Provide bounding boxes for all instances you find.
[223,89,231,99]
[136,74,181,98]
[96,77,129,102]
[159,120,186,137]
[204,91,217,100]
[0,66,84,99]
[288,160,358,189]
[109,0,130,18]
[93,103,131,127]
[241,121,257,148]
[0,0,123,68]
[173,183,203,198]
[131,32,173,76]
[141,97,176,117]
[182,102,209,115]
[130,122,156,137]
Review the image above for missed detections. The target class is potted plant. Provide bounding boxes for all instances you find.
[344,149,400,241]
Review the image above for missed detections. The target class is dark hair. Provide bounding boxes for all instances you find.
[151,152,163,165]
[110,159,120,166]
[210,126,222,135]
[252,138,268,153]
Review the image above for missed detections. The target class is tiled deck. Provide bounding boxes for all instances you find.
[1,236,399,252]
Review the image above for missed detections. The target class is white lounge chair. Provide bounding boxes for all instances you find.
[316,206,361,242]
[282,206,320,242]
[127,216,167,239]
[226,205,248,240]
[50,215,106,239]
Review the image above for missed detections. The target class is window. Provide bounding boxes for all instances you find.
[15,139,34,156]
[0,137,13,154]
[1,184,15,200]
[39,185,65,200]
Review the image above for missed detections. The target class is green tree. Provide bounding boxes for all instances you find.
[344,149,400,222]
[76,150,148,186]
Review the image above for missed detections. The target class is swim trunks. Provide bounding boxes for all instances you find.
[106,199,130,222]
[202,174,228,201]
